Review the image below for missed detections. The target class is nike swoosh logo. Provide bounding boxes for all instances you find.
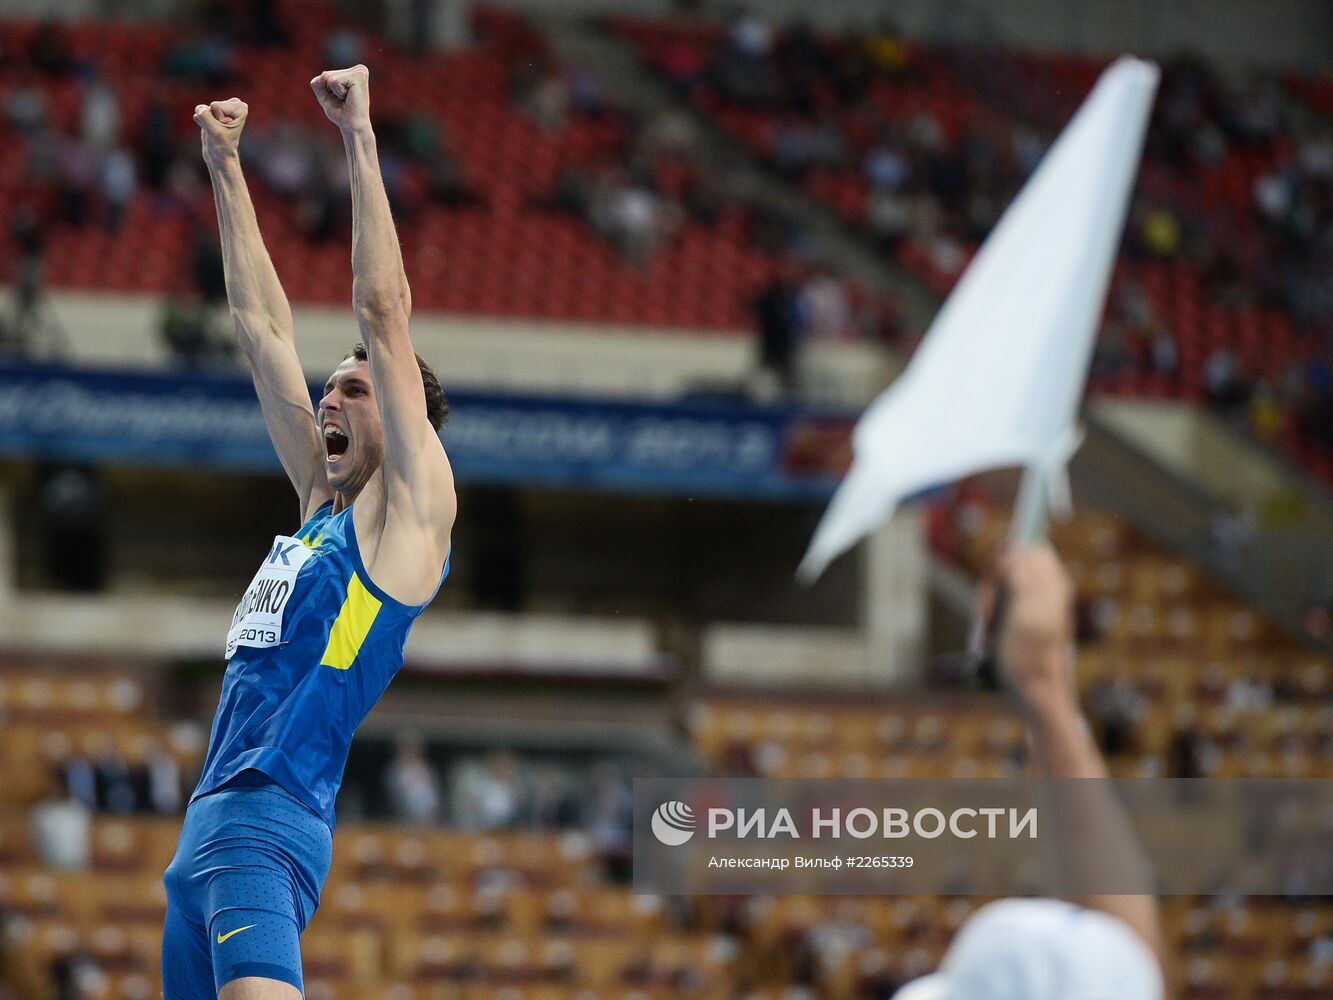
[216,925,256,944]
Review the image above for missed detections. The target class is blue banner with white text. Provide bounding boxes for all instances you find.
[0,364,853,501]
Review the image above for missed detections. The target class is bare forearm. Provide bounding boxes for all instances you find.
[994,547,1163,972]
[1026,687,1163,963]
[1022,659,1107,780]
[205,152,294,344]
[341,127,411,321]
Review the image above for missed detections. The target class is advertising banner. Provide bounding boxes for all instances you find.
[0,364,852,500]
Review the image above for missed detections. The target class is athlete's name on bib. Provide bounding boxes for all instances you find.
[225,536,315,659]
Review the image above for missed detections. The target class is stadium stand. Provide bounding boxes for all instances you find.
[2,496,1330,997]
[2,3,1332,1000]
[0,2,897,334]
[680,505,1333,999]
[612,14,1333,483]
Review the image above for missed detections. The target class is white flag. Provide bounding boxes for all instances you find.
[799,56,1160,582]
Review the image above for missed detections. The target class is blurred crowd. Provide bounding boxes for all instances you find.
[643,11,1333,452]
[29,727,640,882]
[1,4,893,399]
[380,738,635,876]
[925,482,1331,785]
[517,41,899,390]
[5,4,1331,434]
[30,724,200,872]
[0,2,895,402]
[1,8,496,366]
[2,14,228,361]
[526,73,701,268]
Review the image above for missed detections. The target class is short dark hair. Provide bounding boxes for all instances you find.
[347,343,449,431]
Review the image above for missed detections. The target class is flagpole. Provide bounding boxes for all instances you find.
[1010,464,1051,543]
[971,463,1051,691]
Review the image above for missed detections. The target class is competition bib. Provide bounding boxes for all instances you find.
[225,535,315,659]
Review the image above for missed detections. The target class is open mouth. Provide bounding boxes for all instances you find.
[324,426,349,462]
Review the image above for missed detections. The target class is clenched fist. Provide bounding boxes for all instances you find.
[311,64,371,133]
[194,98,248,165]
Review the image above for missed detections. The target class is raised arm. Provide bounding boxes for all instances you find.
[310,67,455,576]
[993,545,1164,967]
[195,99,331,521]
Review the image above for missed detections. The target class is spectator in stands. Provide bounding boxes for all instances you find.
[1226,674,1272,713]
[144,737,184,814]
[529,765,580,829]
[51,736,98,812]
[798,266,854,340]
[4,67,49,136]
[864,132,914,248]
[1087,677,1144,756]
[712,11,782,107]
[567,65,612,119]
[520,66,572,133]
[772,114,846,178]
[385,732,444,825]
[893,545,1163,999]
[138,90,176,191]
[751,258,802,396]
[864,20,912,78]
[792,912,874,989]
[1167,704,1205,779]
[1209,501,1255,572]
[101,146,136,233]
[323,26,366,70]
[30,770,92,871]
[1137,206,1182,260]
[252,122,319,198]
[454,749,527,830]
[89,733,137,814]
[1203,346,1249,417]
[55,135,98,229]
[1091,322,1133,381]
[165,223,234,367]
[588,762,633,881]
[587,165,682,266]
[190,221,227,305]
[80,74,121,152]
[51,949,102,1000]
[5,203,48,353]
[1150,328,1179,378]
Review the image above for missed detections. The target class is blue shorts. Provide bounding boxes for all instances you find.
[162,773,332,998]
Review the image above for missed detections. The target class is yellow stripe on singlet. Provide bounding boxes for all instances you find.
[319,572,382,670]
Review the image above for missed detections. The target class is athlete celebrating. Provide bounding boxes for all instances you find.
[163,66,456,999]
